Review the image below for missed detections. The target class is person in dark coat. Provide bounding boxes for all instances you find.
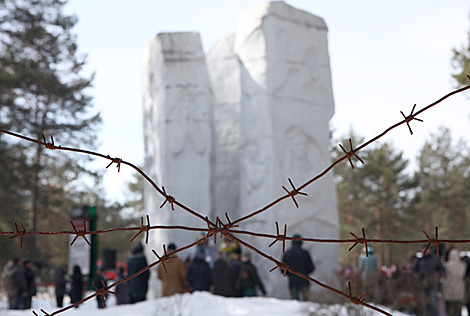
[4,258,27,309]
[94,268,108,308]
[212,251,236,297]
[54,265,68,307]
[413,245,445,316]
[235,252,266,297]
[187,249,212,292]
[70,265,84,306]
[282,234,315,301]
[229,247,243,297]
[115,266,131,305]
[127,242,150,303]
[23,260,37,309]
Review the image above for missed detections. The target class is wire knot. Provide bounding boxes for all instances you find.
[339,139,364,169]
[70,220,90,246]
[423,227,440,257]
[400,104,423,135]
[92,279,117,308]
[41,133,57,150]
[282,178,308,208]
[152,244,177,274]
[349,228,369,257]
[8,222,27,248]
[106,156,123,172]
[205,213,239,244]
[270,261,290,277]
[268,221,288,253]
[348,281,366,305]
[160,186,176,211]
[130,215,151,244]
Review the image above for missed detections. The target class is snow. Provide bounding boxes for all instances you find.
[1,291,409,316]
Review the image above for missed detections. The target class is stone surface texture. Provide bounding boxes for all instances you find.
[143,32,212,297]
[143,1,339,300]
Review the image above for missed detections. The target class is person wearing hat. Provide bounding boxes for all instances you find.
[281,234,315,301]
[127,242,150,303]
[157,243,187,297]
[358,245,380,302]
[187,246,212,292]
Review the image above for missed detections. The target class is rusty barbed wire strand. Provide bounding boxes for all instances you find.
[231,82,470,226]
[0,129,215,229]
[227,232,392,316]
[3,223,470,249]
[32,237,204,316]
[0,81,468,316]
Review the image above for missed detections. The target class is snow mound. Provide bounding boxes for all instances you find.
[3,291,408,316]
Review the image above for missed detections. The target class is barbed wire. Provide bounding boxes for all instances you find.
[1,79,470,315]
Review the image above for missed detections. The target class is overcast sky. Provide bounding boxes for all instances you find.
[64,0,470,202]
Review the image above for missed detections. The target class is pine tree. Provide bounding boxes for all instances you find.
[452,15,470,87]
[0,0,101,258]
[413,127,470,240]
[333,131,414,266]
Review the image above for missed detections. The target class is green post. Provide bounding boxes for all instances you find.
[88,206,98,290]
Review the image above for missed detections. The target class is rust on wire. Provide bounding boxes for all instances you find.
[92,279,118,308]
[339,138,364,169]
[269,261,290,277]
[400,104,423,135]
[129,215,151,244]
[281,178,308,208]
[349,228,369,257]
[41,133,57,150]
[2,80,470,316]
[423,226,440,257]
[8,222,27,248]
[106,155,123,172]
[70,220,90,246]
[160,186,176,211]
[268,221,288,253]
[152,244,177,274]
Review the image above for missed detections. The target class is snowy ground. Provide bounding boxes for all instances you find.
[0,291,409,316]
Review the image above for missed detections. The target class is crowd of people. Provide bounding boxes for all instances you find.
[2,258,37,310]
[157,235,268,298]
[2,233,316,310]
[337,245,470,316]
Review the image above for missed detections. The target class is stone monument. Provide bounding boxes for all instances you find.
[142,32,212,262]
[143,1,339,300]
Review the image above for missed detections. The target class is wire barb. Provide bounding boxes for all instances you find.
[281,178,308,208]
[269,261,289,277]
[106,156,123,172]
[92,279,118,308]
[160,186,176,211]
[268,221,288,253]
[349,228,368,257]
[400,104,423,135]
[41,133,56,150]
[130,215,151,244]
[339,139,364,169]
[152,244,177,274]
[70,220,90,246]
[8,222,27,248]
[348,281,366,305]
[32,309,51,316]
[423,226,440,257]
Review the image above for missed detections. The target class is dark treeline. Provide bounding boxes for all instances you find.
[333,126,470,267]
[0,0,142,278]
